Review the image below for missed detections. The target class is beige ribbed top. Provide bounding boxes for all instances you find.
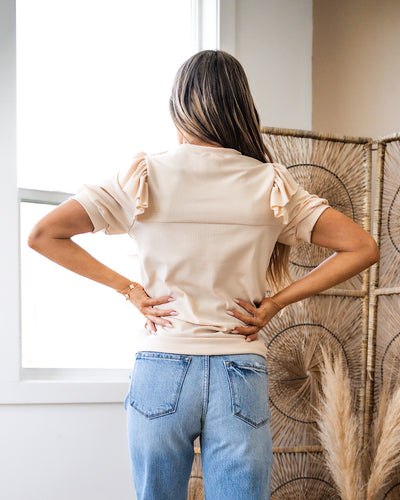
[68,143,330,360]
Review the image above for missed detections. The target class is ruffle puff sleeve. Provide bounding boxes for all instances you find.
[270,162,330,246]
[68,151,148,235]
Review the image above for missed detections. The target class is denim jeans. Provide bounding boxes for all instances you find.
[124,351,273,500]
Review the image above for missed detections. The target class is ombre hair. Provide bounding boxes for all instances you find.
[169,49,292,295]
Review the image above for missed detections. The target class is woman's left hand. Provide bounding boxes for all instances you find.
[125,283,178,333]
[226,297,283,342]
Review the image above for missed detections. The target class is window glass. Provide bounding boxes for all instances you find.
[17,0,195,368]
[17,0,194,192]
[21,201,145,368]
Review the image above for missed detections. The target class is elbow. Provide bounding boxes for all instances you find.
[27,232,40,250]
[27,227,38,249]
[27,224,47,250]
[363,237,380,265]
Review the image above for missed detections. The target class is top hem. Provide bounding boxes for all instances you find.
[133,328,268,360]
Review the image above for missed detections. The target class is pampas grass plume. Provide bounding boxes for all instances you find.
[366,380,400,500]
[312,346,364,500]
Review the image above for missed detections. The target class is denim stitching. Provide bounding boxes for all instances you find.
[201,355,210,422]
[224,361,270,428]
[129,355,191,419]
[229,360,269,374]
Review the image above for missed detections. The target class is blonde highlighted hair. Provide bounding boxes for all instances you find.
[169,49,292,295]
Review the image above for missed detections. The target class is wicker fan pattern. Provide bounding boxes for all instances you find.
[270,451,341,499]
[260,295,363,449]
[377,139,400,289]
[368,135,400,498]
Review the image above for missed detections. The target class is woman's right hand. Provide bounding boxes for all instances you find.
[227,296,284,342]
[126,284,178,333]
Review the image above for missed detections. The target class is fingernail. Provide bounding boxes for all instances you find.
[168,297,175,302]
[233,298,240,304]
[226,310,234,316]
[169,311,179,315]
[246,338,252,342]
[232,329,238,333]
[165,323,173,327]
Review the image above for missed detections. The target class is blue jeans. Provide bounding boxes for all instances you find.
[124,351,273,500]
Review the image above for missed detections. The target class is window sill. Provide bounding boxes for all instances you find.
[0,368,131,405]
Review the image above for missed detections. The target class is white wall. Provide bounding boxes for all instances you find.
[311,0,400,225]
[313,0,400,138]
[0,1,313,499]
[235,0,313,130]
[0,404,133,500]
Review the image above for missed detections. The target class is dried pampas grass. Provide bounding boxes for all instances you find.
[366,368,400,500]
[311,346,364,500]
[313,345,400,500]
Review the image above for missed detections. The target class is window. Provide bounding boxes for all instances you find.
[0,0,225,403]
[17,0,197,370]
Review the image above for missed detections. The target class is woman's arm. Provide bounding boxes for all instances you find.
[28,199,130,290]
[228,207,380,342]
[271,206,380,307]
[27,199,177,331]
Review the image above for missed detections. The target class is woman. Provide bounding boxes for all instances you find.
[28,50,379,500]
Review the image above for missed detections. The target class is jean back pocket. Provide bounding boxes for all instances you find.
[224,359,271,428]
[127,351,191,419]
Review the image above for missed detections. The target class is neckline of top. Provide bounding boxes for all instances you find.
[178,143,242,155]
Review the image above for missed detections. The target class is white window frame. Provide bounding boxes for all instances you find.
[0,0,235,405]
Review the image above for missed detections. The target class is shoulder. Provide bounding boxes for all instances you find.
[121,147,172,184]
[268,162,300,224]
[128,148,176,168]
[118,151,148,189]
[117,147,173,197]
[269,162,299,193]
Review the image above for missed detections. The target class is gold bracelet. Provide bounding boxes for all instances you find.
[269,296,285,310]
[117,282,139,301]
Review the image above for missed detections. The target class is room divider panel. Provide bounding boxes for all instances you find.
[260,127,372,499]
[188,127,399,499]
[368,133,400,498]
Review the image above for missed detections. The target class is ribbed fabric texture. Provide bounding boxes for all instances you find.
[68,143,330,360]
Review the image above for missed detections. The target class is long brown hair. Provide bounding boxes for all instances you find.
[169,49,292,295]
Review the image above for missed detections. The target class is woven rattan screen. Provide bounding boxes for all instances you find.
[260,127,372,499]
[368,134,400,499]
[187,126,397,499]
